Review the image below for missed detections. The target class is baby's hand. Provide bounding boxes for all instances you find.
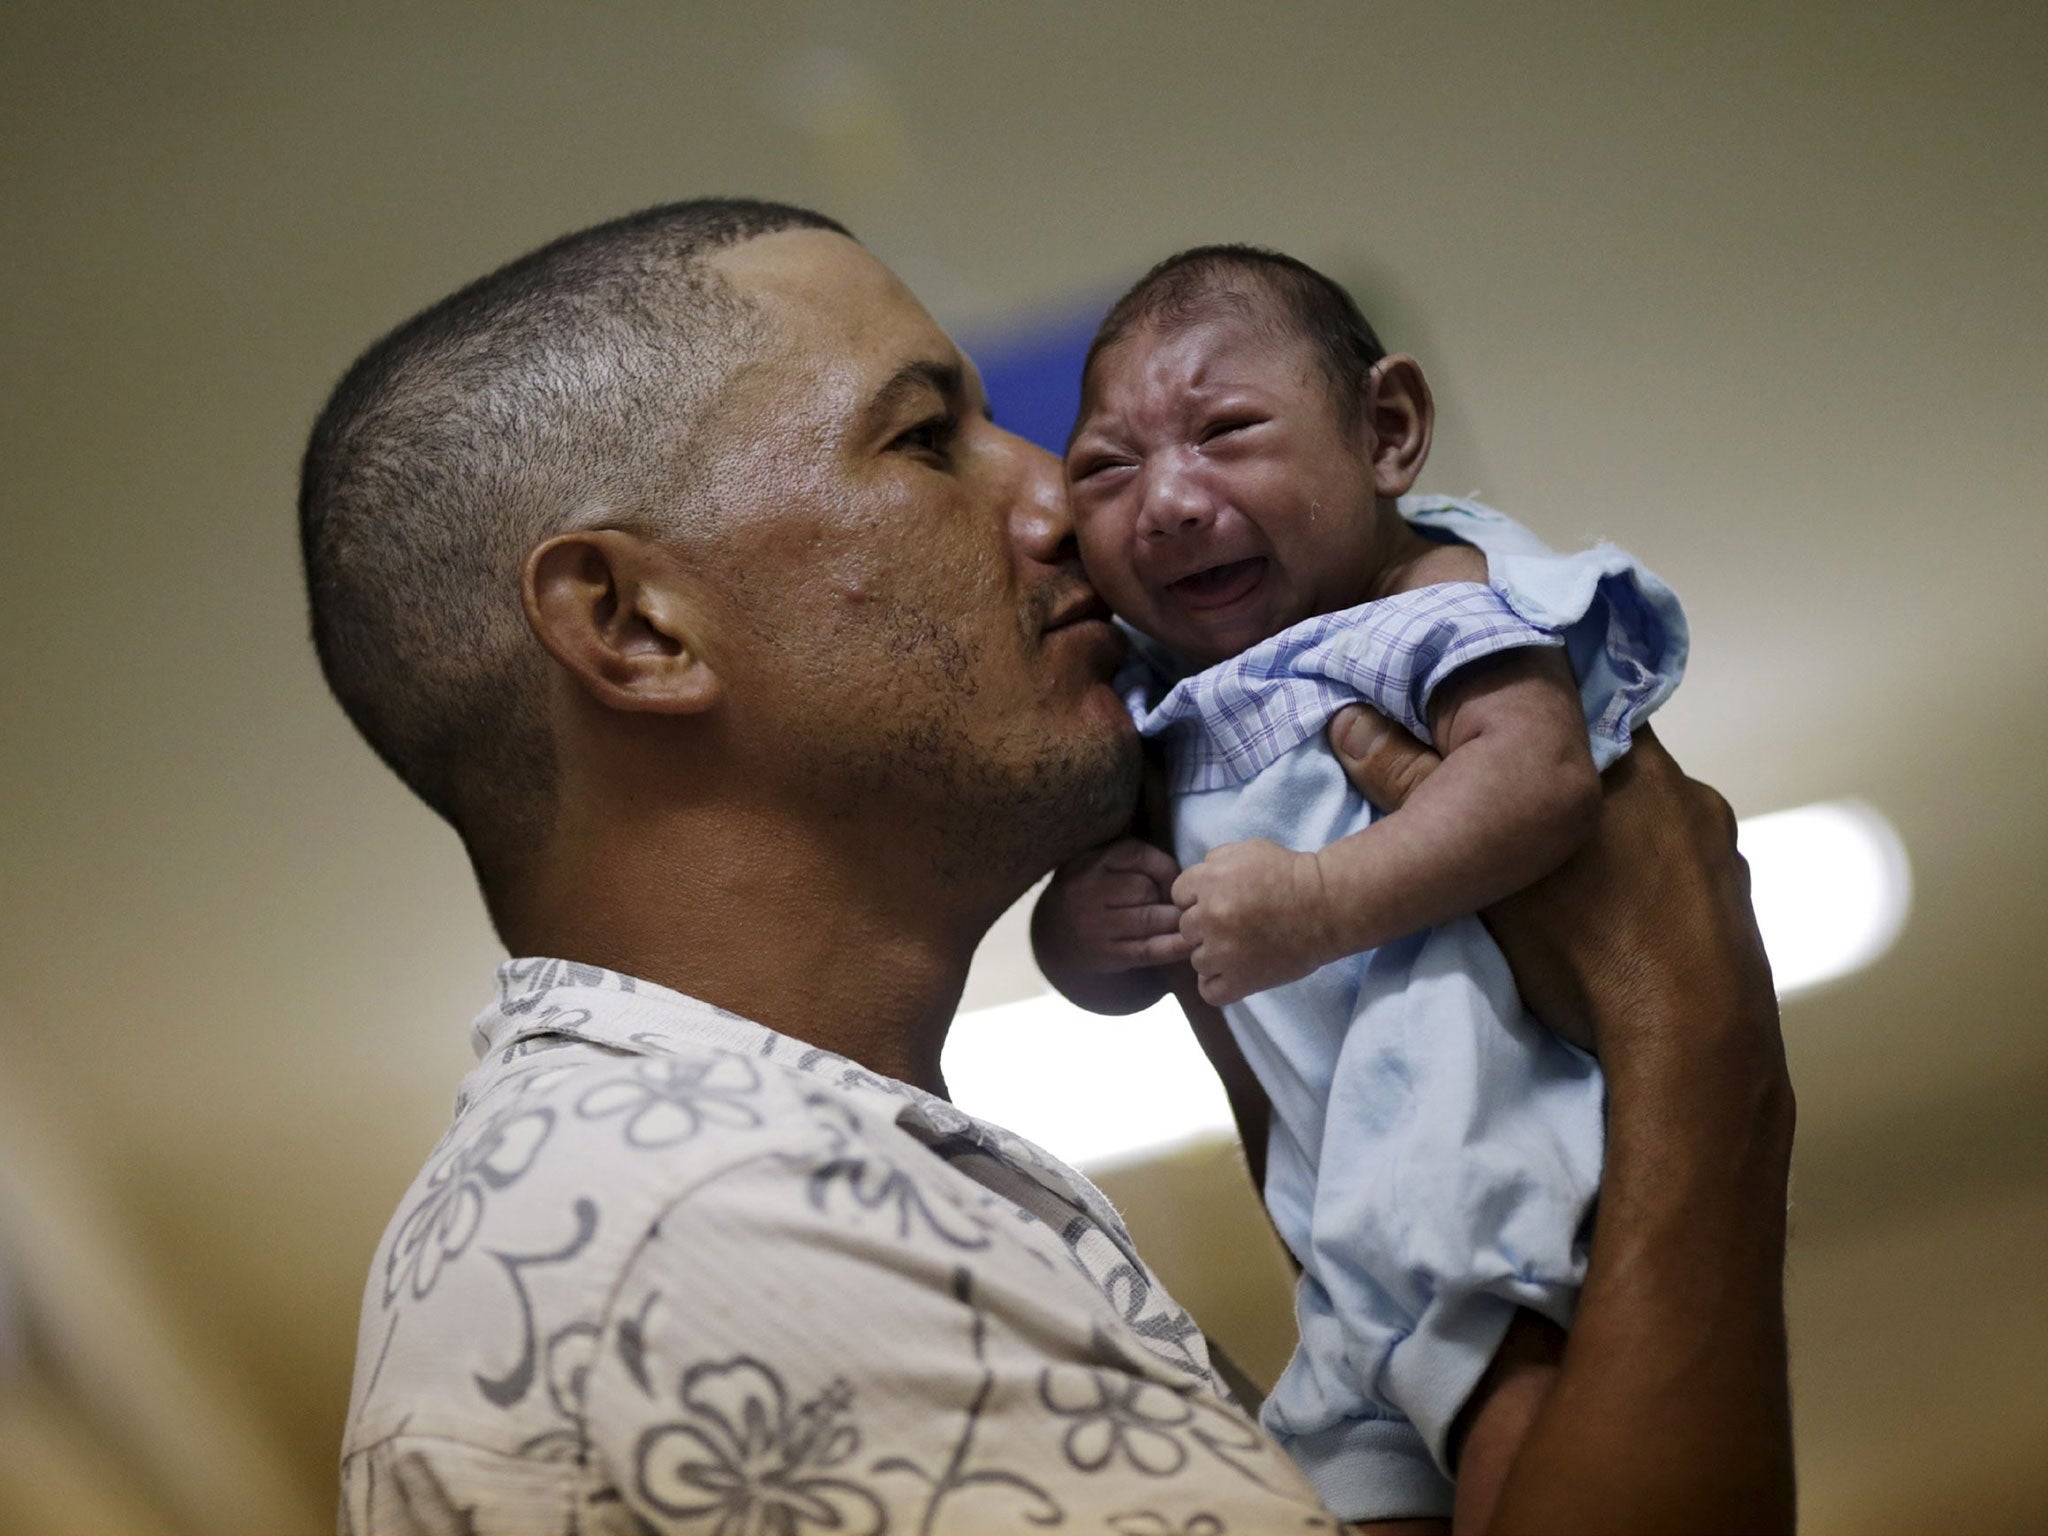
[1172,839,1335,1005]
[1035,838,1195,977]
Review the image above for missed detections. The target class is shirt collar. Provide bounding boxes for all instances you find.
[470,957,1120,1225]
[470,956,777,1061]
[474,958,964,1126]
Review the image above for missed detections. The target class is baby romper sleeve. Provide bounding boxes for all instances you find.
[1398,494,1689,769]
[1124,584,1566,795]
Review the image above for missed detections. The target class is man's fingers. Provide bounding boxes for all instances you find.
[1694,773,1741,849]
[1327,704,1441,812]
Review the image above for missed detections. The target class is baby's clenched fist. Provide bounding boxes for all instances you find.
[1171,839,1337,1005]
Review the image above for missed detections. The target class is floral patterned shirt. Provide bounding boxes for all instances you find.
[339,959,1337,1534]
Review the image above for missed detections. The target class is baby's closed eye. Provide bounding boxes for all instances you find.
[1199,416,1263,443]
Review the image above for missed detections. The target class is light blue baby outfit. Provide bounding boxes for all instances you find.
[1119,495,1688,1521]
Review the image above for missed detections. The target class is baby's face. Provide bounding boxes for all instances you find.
[1066,312,1382,666]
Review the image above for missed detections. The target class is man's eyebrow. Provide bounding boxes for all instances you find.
[863,359,967,424]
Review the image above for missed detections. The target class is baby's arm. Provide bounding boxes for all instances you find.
[1032,837,1194,1014]
[1174,646,1601,1004]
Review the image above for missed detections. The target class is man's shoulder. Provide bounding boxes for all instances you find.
[343,1032,870,1446]
[375,1030,879,1282]
[340,1024,1340,1536]
[443,1032,821,1190]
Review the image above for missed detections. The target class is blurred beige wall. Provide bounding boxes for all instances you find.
[2,3,2044,1530]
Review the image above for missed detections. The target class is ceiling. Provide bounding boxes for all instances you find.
[1,3,2043,1529]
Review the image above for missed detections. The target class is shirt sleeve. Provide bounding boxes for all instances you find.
[341,1435,584,1534]
[1301,582,1564,747]
[580,1141,1341,1535]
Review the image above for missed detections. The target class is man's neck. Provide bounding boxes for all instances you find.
[499,793,995,1096]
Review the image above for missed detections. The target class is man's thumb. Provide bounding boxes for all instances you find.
[1327,705,1442,812]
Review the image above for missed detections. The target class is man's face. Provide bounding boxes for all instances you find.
[695,230,1137,871]
[1066,311,1381,666]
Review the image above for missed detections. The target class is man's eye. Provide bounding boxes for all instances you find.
[892,415,954,458]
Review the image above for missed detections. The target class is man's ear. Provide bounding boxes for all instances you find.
[1360,354,1435,499]
[522,529,723,715]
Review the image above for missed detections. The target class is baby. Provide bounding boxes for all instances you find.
[1031,246,1687,1522]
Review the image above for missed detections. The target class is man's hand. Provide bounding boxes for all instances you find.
[1035,837,1193,977]
[1325,706,1777,1062]
[1171,839,1334,1005]
[1325,703,1795,1535]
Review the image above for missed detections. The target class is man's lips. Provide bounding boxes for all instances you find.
[1046,612,1119,663]
[1165,556,1267,613]
[1039,587,1124,676]
[1041,586,1113,634]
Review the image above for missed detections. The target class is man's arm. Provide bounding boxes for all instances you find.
[1326,707,1795,1534]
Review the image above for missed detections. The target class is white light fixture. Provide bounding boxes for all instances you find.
[946,799,1910,1169]
[1738,798,1911,998]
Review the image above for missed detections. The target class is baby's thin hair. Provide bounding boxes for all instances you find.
[1082,245,1387,430]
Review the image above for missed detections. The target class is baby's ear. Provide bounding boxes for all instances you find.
[522,529,723,716]
[1362,354,1435,498]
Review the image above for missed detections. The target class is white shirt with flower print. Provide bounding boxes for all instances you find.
[340,959,1339,1535]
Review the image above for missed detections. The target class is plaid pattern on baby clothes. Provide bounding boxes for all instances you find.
[1120,582,1561,794]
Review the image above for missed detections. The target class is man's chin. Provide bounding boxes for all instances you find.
[1044,717,1142,861]
[926,705,1140,892]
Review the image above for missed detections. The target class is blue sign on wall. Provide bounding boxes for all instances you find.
[961,303,1107,458]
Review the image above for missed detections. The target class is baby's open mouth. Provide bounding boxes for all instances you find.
[1167,557,1267,610]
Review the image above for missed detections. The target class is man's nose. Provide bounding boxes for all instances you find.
[1135,453,1215,542]
[1003,432,1078,569]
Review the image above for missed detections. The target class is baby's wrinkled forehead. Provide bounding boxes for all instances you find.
[1074,289,1321,438]
[1087,280,1296,378]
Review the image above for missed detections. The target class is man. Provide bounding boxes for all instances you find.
[303,199,1794,1532]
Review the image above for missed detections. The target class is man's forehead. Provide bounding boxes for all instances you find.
[711,228,956,372]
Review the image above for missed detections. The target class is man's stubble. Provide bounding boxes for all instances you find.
[817,595,1139,894]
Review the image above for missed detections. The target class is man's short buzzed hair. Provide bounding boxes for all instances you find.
[299,198,849,902]
[1082,244,1387,430]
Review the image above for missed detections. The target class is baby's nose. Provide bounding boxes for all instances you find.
[1136,458,1216,540]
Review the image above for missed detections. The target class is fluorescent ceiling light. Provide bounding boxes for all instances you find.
[1738,798,1911,998]
[946,799,1909,1170]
